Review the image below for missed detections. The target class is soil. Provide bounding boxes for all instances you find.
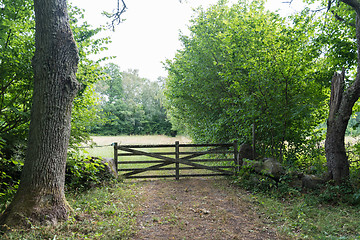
[132,178,285,240]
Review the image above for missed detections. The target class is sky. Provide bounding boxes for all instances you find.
[69,0,307,81]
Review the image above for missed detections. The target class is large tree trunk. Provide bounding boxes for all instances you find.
[0,0,79,227]
[325,69,351,184]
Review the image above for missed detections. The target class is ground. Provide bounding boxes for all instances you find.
[88,136,285,239]
[132,177,284,240]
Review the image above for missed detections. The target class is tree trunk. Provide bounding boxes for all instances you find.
[324,2,360,184]
[325,69,350,184]
[0,0,79,227]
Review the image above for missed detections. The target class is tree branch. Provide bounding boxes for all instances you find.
[331,10,356,27]
[282,0,293,4]
[108,0,127,30]
[341,0,360,14]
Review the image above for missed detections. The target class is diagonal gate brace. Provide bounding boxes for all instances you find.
[118,146,233,177]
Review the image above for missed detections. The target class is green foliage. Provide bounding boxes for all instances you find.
[164,0,330,162]
[234,159,302,199]
[0,2,108,157]
[346,112,360,136]
[252,191,360,239]
[316,181,358,205]
[0,2,110,204]
[315,1,357,76]
[0,158,22,212]
[65,151,114,192]
[92,65,173,136]
[0,0,34,158]
[70,85,103,147]
[69,5,110,147]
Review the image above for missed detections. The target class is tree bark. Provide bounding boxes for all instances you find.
[325,69,350,184]
[0,0,80,227]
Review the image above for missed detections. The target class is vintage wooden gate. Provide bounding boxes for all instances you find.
[113,141,239,179]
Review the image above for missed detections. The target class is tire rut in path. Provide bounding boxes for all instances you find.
[132,178,283,240]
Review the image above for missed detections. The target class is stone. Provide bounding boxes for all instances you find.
[242,159,263,173]
[101,157,118,178]
[241,158,286,181]
[302,174,324,189]
[288,171,304,188]
[262,158,284,179]
[237,143,254,165]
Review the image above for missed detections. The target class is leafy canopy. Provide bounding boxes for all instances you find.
[92,64,173,136]
[165,0,330,161]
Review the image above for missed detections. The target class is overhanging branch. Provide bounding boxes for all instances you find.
[108,0,127,30]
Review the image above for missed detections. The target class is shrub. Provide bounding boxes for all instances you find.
[0,151,116,213]
[0,158,23,212]
[233,159,302,199]
[65,152,115,192]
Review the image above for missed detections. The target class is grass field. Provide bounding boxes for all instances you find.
[82,135,195,178]
[91,135,191,146]
[82,135,234,179]
[82,135,191,158]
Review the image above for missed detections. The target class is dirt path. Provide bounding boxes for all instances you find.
[132,178,284,240]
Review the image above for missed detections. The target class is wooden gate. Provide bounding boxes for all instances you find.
[113,141,239,180]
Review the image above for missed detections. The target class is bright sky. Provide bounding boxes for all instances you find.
[69,0,306,81]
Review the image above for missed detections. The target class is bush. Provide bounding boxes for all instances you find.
[0,158,23,212]
[0,150,116,213]
[236,161,360,205]
[315,181,360,205]
[233,160,302,199]
[65,152,116,192]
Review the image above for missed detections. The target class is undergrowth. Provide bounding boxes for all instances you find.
[1,182,139,240]
[250,193,360,239]
[233,166,360,239]
[0,150,115,212]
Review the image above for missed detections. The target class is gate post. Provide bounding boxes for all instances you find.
[113,142,118,174]
[233,140,239,173]
[175,141,180,180]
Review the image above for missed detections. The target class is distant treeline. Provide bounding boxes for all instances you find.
[90,64,174,136]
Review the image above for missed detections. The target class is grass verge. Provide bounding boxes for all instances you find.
[2,181,139,240]
[249,192,360,239]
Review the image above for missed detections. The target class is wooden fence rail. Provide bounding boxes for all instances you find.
[113,141,239,180]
